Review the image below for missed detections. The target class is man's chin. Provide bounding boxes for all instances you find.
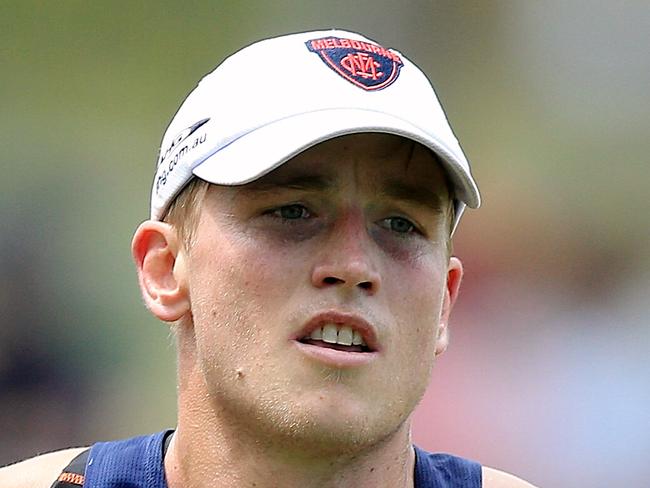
[255,402,412,459]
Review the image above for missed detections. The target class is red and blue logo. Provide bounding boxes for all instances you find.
[306,37,403,91]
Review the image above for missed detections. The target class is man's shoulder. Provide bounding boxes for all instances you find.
[482,466,538,487]
[0,447,88,488]
[1,446,538,488]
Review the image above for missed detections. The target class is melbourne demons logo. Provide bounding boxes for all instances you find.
[306,37,403,91]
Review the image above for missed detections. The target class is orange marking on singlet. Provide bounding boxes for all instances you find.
[58,472,85,485]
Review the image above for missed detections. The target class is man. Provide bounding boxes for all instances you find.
[1,29,536,487]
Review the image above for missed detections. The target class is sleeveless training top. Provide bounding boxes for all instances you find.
[54,430,481,487]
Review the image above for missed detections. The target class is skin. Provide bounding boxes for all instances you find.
[139,133,460,487]
[0,133,537,488]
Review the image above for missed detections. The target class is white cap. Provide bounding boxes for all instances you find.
[151,29,481,233]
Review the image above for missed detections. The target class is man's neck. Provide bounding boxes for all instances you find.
[165,420,415,488]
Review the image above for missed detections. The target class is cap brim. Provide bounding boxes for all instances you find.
[192,108,480,209]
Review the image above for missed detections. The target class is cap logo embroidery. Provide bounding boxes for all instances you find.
[155,117,210,195]
[306,37,403,91]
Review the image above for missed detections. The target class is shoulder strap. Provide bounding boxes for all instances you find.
[163,431,173,457]
[77,430,171,488]
[49,448,90,488]
[413,445,482,488]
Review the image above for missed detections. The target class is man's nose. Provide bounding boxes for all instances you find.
[310,210,382,295]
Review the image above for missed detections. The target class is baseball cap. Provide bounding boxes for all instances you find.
[151,29,481,233]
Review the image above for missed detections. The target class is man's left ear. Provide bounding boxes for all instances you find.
[435,256,463,356]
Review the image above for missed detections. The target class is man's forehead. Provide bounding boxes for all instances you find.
[294,132,415,161]
[236,133,450,212]
[249,133,446,185]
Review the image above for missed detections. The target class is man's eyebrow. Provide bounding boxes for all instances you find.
[242,174,332,193]
[381,180,446,213]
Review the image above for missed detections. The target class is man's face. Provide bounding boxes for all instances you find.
[182,133,458,452]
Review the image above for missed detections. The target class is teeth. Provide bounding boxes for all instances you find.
[337,326,353,346]
[352,330,363,346]
[309,323,367,348]
[322,324,338,344]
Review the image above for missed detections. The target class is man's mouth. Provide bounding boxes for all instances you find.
[299,323,373,353]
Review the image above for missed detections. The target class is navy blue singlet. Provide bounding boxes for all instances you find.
[80,430,481,487]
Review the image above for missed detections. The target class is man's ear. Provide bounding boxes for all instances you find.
[435,256,463,356]
[131,220,190,322]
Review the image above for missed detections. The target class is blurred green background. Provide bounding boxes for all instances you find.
[1,2,648,487]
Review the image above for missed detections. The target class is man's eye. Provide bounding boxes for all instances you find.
[274,204,311,220]
[380,217,416,234]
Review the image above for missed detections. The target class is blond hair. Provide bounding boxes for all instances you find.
[161,177,210,250]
